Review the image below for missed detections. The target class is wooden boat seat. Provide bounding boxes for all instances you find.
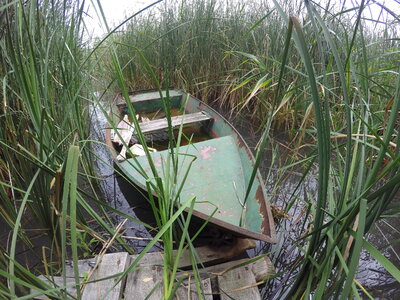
[116,90,184,106]
[138,111,212,134]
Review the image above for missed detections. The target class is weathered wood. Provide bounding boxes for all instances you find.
[124,266,213,300]
[112,115,133,145]
[251,256,275,281]
[31,276,78,299]
[81,252,130,300]
[198,255,274,282]
[218,266,261,300]
[177,256,274,297]
[30,247,273,300]
[112,112,212,160]
[124,241,257,299]
[176,277,213,300]
[138,111,212,134]
[116,90,184,106]
[30,259,97,299]
[177,238,256,267]
[64,258,96,278]
[114,115,135,161]
[130,239,256,268]
[124,265,164,300]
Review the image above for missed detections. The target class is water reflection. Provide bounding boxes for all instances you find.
[89,101,158,252]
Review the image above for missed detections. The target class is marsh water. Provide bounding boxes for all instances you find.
[90,100,400,299]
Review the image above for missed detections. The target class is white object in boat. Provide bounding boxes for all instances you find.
[129,144,157,157]
[115,114,138,161]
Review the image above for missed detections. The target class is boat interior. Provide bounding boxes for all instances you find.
[107,89,275,243]
[111,90,215,155]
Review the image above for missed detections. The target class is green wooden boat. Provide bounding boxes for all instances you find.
[105,89,276,243]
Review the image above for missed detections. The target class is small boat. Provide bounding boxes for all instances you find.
[105,89,276,243]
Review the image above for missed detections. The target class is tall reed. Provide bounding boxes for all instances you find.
[258,1,400,298]
[105,0,400,297]
[1,0,399,298]
[93,1,209,294]
[106,0,399,135]
[0,0,138,297]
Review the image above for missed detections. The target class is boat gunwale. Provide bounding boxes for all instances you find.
[105,89,277,243]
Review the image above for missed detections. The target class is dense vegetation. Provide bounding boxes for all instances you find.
[1,0,399,298]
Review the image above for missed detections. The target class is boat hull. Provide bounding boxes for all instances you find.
[105,89,276,243]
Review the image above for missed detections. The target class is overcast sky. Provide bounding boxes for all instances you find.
[84,0,156,39]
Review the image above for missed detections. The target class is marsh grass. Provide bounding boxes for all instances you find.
[107,1,398,142]
[258,1,400,298]
[108,0,400,297]
[0,0,151,298]
[1,0,400,299]
[94,5,210,292]
[1,0,211,298]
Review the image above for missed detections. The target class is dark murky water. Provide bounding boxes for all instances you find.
[90,100,400,299]
[220,106,400,299]
[89,103,159,252]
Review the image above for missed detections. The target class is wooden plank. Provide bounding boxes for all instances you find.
[30,258,97,299]
[130,239,256,268]
[177,256,274,297]
[116,90,184,106]
[31,246,270,299]
[139,112,211,134]
[114,115,136,161]
[203,256,275,282]
[124,241,256,299]
[218,266,261,300]
[173,238,256,268]
[129,90,184,103]
[64,258,96,278]
[176,277,213,300]
[124,266,213,300]
[31,276,78,299]
[81,252,130,300]
[124,265,164,300]
[251,256,275,281]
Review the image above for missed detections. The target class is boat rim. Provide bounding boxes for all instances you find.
[104,89,277,243]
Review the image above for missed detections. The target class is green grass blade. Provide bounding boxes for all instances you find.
[66,146,82,299]
[8,169,41,297]
[340,198,367,300]
[363,239,400,282]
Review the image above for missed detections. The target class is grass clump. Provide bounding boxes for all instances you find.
[103,0,400,297]
[1,0,400,299]
[0,0,136,297]
[107,0,399,136]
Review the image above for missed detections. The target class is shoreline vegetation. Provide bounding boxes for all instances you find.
[1,0,400,298]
